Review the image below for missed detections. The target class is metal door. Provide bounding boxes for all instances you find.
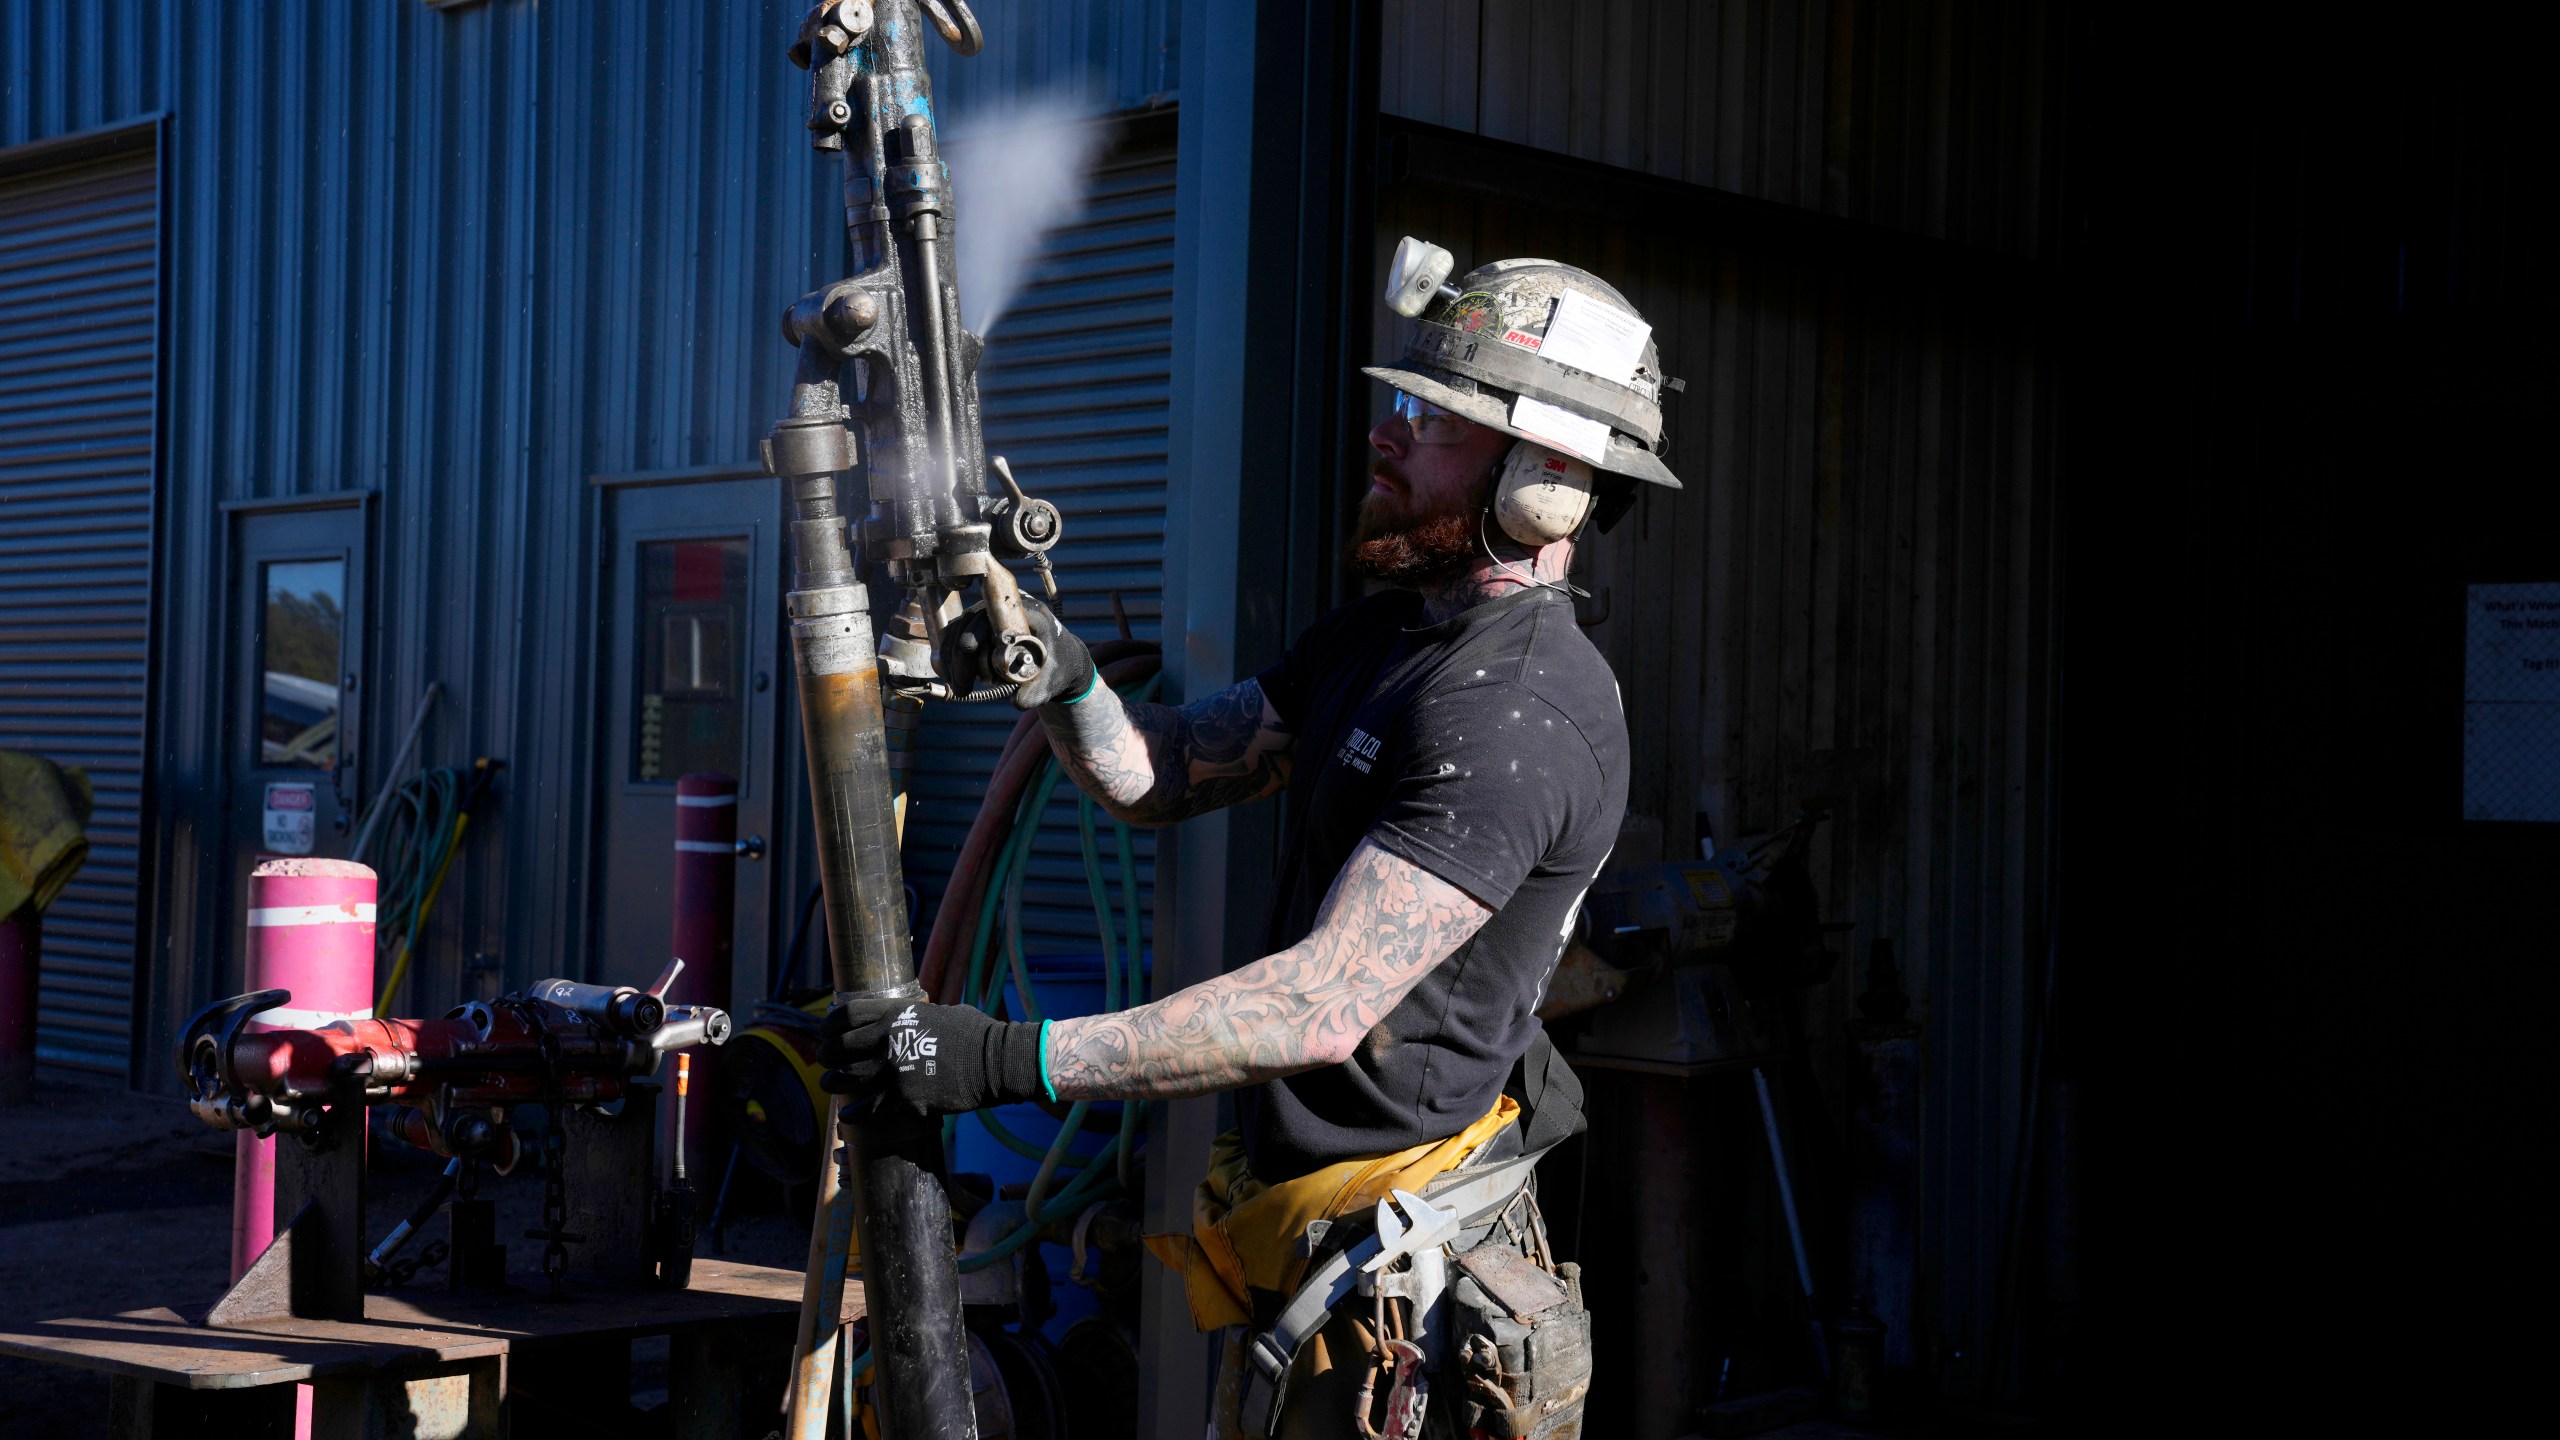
[593,478,779,1007]
[0,142,159,1075]
[225,501,367,887]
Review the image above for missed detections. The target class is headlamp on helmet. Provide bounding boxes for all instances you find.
[1385,237,1461,319]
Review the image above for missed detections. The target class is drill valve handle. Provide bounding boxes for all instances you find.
[531,976,666,1037]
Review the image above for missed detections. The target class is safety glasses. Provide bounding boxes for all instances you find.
[1392,391,1476,445]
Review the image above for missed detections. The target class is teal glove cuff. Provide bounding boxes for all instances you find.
[1038,1019,1059,1103]
[1060,673,1102,705]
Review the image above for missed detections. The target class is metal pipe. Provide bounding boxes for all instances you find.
[366,1158,463,1278]
[908,203,963,512]
[348,681,441,863]
[871,11,968,546]
[775,337,974,1440]
[1753,1064,1831,1381]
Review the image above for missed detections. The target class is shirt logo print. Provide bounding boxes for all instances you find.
[1334,726,1384,774]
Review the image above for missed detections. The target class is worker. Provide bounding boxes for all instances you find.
[823,247,1682,1439]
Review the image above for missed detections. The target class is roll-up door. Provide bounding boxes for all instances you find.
[0,147,158,1076]
[903,129,1172,965]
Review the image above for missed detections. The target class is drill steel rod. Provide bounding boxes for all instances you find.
[776,417,972,1439]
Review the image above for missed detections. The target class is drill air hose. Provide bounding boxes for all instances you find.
[926,652,1160,1282]
[355,765,474,1015]
[1079,798,1121,1013]
[856,657,1163,1413]
[918,646,1161,1003]
[957,754,1090,1167]
[965,761,1064,1013]
[1110,801,1147,1188]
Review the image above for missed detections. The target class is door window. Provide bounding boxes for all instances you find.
[634,537,749,782]
[258,557,346,770]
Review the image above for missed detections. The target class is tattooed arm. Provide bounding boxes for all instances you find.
[1043,841,1492,1101]
[1035,676,1293,827]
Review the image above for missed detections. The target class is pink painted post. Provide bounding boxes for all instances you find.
[0,905,40,1106]
[669,773,738,1186]
[235,858,378,1280]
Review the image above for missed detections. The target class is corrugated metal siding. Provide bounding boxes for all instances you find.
[1376,179,2055,1402]
[925,0,1180,113]
[0,148,157,1074]
[905,135,1174,958]
[1380,0,2058,257]
[1,0,1176,1088]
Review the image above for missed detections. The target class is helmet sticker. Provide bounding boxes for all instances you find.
[1498,294,1561,354]
[1441,291,1505,335]
[1510,394,1611,466]
[1539,291,1651,386]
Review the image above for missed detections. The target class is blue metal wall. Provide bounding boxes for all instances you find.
[0,0,1177,1086]
[925,0,1179,112]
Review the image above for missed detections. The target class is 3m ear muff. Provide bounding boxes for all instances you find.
[1492,441,1597,546]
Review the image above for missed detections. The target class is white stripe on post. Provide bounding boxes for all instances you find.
[248,1005,376,1029]
[674,840,734,854]
[676,793,739,808]
[245,904,380,927]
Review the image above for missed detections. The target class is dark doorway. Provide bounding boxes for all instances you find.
[591,476,781,1006]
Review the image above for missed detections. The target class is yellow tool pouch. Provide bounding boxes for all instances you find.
[1142,1096,1520,1332]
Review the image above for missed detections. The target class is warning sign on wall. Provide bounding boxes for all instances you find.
[263,782,317,855]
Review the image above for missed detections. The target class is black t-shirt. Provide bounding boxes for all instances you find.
[1240,586,1629,1181]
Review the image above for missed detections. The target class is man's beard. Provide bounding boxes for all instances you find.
[1348,465,1484,585]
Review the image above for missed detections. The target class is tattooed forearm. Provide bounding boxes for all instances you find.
[1036,677,1292,826]
[1044,841,1492,1101]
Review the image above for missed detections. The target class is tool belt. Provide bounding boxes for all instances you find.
[1146,1110,1588,1440]
[1143,1098,1523,1335]
[1155,1035,1594,1438]
[1236,1138,1572,1438]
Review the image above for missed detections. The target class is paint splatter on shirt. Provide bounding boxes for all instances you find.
[1243,586,1629,1179]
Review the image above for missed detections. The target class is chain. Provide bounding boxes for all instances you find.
[538,1029,572,1290]
[511,1003,581,1295]
[379,1239,450,1289]
[539,1105,570,1288]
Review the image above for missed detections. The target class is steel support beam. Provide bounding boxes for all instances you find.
[1147,4,1383,1438]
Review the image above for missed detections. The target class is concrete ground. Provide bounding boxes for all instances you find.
[0,1071,810,1440]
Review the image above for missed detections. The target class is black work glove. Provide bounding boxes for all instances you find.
[942,595,1096,710]
[818,996,1047,1117]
